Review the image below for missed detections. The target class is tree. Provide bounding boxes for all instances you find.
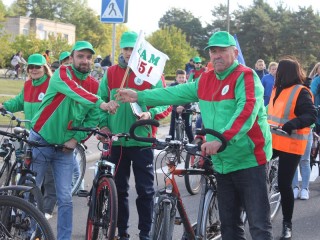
[158,8,207,59]
[147,26,198,75]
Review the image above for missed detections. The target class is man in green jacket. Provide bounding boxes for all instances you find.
[98,31,170,240]
[29,41,118,240]
[116,31,273,240]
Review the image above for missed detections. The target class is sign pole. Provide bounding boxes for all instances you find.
[112,23,116,65]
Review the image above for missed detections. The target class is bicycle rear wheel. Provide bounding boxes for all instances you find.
[4,69,16,79]
[175,121,185,142]
[0,194,55,240]
[150,195,174,240]
[184,138,203,195]
[72,144,86,195]
[86,176,117,240]
[200,189,221,240]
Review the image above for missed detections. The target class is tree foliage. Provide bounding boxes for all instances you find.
[147,26,198,75]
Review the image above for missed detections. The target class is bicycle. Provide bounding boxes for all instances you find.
[0,188,55,240]
[4,66,17,80]
[69,124,130,240]
[310,127,320,175]
[0,109,86,195]
[129,119,227,240]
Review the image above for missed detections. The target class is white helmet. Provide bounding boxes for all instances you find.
[96,55,102,59]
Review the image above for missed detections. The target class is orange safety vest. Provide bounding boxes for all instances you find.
[267,85,312,155]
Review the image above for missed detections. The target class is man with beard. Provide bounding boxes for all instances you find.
[29,41,119,240]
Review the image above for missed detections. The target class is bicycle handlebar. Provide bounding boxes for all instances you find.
[269,124,289,135]
[68,123,130,140]
[129,119,227,152]
[0,129,69,150]
[0,109,31,126]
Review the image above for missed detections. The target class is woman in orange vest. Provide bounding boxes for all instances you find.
[267,57,316,240]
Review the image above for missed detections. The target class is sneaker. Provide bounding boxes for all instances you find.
[117,234,130,240]
[293,187,300,200]
[45,213,53,220]
[300,188,309,200]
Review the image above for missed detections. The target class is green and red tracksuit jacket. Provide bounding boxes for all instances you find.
[98,65,171,147]
[136,61,272,174]
[187,67,206,83]
[3,75,50,130]
[31,65,102,144]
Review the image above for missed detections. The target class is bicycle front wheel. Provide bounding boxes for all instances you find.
[86,176,117,240]
[200,189,221,240]
[150,197,174,240]
[175,121,185,142]
[184,138,203,195]
[0,194,55,240]
[0,160,11,187]
[268,157,281,220]
[72,144,86,195]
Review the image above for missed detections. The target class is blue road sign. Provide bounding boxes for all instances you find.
[101,0,128,23]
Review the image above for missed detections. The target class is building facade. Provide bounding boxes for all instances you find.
[3,16,76,45]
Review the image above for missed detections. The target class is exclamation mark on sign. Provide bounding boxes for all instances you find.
[147,66,153,77]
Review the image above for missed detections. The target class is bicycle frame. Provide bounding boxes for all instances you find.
[162,158,210,239]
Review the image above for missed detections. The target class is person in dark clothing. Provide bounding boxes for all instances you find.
[185,58,195,76]
[255,59,269,80]
[101,55,112,67]
[168,69,194,143]
[267,56,317,240]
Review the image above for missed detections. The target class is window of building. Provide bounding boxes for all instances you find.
[64,34,68,41]
[22,28,29,35]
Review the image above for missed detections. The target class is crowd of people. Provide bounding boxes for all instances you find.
[1,29,319,240]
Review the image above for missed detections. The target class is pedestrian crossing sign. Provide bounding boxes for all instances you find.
[101,0,128,23]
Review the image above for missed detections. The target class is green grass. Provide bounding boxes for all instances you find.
[0,96,25,127]
[0,78,24,95]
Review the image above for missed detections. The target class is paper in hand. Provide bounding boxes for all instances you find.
[130,102,143,118]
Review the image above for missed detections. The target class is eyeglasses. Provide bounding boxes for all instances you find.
[28,65,42,70]
[195,62,201,64]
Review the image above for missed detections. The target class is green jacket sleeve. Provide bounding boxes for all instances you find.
[97,74,109,127]
[147,79,172,119]
[138,82,199,106]
[51,69,103,108]
[3,88,25,113]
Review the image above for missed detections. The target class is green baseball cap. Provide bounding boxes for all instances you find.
[71,41,95,54]
[59,51,71,61]
[204,31,236,50]
[193,56,202,63]
[120,31,138,48]
[28,54,46,66]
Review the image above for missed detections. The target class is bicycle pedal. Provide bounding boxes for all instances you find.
[77,190,90,197]
[174,217,182,225]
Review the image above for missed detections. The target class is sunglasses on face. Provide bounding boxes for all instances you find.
[195,62,201,64]
[28,65,42,70]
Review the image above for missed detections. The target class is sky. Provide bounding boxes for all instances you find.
[3,0,319,35]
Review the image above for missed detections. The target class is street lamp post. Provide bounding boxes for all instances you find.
[227,0,230,32]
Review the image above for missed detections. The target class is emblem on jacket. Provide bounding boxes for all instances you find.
[221,85,229,96]
[38,92,45,100]
[134,77,143,86]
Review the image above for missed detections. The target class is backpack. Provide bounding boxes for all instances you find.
[10,54,15,61]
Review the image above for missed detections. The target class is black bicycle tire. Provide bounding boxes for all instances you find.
[200,189,221,240]
[150,199,173,240]
[72,144,86,195]
[85,176,117,240]
[4,69,15,79]
[184,138,203,195]
[0,194,55,240]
